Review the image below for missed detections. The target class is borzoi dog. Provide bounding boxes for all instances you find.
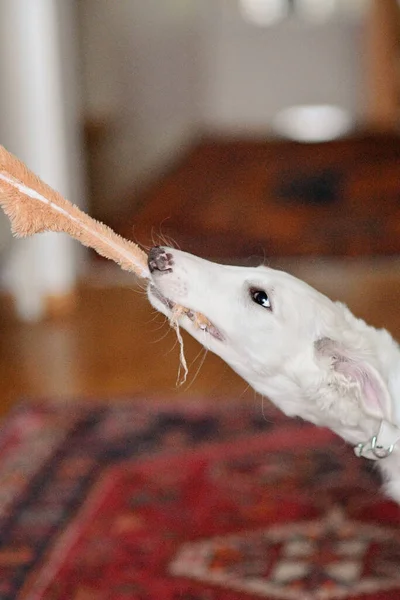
[148,246,400,503]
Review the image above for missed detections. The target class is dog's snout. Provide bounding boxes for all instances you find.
[148,246,174,274]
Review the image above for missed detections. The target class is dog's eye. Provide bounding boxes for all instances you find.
[250,289,272,310]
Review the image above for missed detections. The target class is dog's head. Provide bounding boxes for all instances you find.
[148,247,400,442]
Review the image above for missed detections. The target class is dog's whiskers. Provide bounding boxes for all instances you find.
[259,393,274,424]
[150,320,172,344]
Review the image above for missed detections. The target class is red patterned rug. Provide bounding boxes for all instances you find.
[1,397,400,600]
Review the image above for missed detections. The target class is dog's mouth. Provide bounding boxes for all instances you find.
[147,246,224,341]
[148,284,224,342]
[148,284,175,311]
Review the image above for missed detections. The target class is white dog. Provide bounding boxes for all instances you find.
[147,246,400,503]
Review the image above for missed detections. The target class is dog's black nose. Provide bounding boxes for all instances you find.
[148,247,174,273]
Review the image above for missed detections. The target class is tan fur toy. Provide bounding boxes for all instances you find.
[0,145,209,348]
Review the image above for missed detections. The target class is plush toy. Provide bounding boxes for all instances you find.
[0,145,151,274]
[0,145,209,379]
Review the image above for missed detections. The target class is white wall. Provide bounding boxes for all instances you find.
[0,0,85,319]
[200,0,365,134]
[78,1,366,215]
[79,0,204,218]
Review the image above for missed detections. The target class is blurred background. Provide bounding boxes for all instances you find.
[1,0,400,414]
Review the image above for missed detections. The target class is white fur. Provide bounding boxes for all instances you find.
[148,248,400,502]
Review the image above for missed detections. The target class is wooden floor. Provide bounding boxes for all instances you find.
[2,258,400,419]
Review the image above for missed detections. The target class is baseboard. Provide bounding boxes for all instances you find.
[0,288,79,321]
[44,290,78,318]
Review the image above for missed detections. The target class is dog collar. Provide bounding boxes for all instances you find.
[354,420,400,460]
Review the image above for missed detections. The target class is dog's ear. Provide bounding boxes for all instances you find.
[315,337,392,422]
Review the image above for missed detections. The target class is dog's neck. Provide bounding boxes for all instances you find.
[252,366,400,459]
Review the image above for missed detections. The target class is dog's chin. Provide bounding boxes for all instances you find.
[147,283,224,342]
[148,283,175,313]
